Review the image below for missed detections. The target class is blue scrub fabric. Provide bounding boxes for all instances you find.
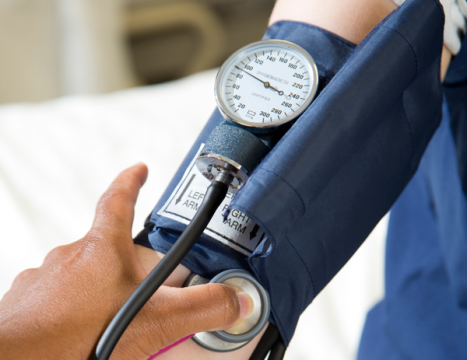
[358,36,467,360]
[135,0,447,347]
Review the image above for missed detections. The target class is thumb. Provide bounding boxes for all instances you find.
[92,163,148,238]
[120,284,254,359]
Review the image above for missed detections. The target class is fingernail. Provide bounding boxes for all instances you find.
[236,291,254,319]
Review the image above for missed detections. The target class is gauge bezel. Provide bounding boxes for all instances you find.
[214,39,319,129]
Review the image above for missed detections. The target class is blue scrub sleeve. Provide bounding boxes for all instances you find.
[135,0,445,346]
[436,39,467,308]
[359,42,467,357]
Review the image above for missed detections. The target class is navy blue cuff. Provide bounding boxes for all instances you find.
[137,0,444,346]
[137,20,356,339]
[142,21,356,278]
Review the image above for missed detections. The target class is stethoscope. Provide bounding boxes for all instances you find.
[92,39,319,360]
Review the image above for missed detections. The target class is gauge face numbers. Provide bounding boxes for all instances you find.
[216,40,318,128]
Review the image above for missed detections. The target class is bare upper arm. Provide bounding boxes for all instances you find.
[269,0,452,80]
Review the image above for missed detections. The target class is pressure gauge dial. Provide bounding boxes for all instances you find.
[215,39,319,129]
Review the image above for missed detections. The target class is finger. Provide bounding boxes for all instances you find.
[92,163,148,238]
[119,284,254,358]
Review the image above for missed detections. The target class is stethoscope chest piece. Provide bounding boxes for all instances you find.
[186,269,270,352]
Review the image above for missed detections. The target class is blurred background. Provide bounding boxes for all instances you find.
[0,1,386,359]
[0,0,275,104]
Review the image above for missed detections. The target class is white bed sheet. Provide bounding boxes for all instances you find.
[0,69,386,360]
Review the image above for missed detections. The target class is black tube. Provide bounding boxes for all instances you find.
[268,338,286,360]
[249,324,280,360]
[92,180,229,360]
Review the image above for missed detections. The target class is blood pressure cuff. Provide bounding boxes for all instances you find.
[134,0,444,346]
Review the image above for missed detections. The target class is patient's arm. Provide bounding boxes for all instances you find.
[134,0,454,358]
[270,0,452,80]
[270,0,397,44]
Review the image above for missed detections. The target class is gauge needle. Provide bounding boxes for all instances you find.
[235,65,284,96]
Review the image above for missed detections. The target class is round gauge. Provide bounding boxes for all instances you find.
[215,39,319,129]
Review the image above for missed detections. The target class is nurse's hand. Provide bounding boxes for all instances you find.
[0,164,252,360]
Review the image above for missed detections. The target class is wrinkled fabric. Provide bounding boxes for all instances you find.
[135,0,445,346]
[359,35,467,360]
